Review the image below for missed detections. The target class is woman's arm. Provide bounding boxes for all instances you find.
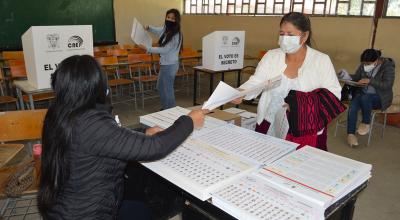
[80,112,193,161]
[320,55,342,99]
[147,33,181,54]
[147,26,164,37]
[239,52,271,100]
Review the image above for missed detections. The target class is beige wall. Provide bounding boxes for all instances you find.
[114,0,182,44]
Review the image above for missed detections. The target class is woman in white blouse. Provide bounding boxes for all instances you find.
[233,12,342,150]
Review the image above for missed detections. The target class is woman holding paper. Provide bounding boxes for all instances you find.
[139,8,183,110]
[38,55,205,219]
[232,12,344,151]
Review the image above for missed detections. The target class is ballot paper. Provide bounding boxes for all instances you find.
[130,18,152,47]
[256,146,372,209]
[202,75,282,110]
[211,175,320,220]
[139,106,227,137]
[337,69,352,80]
[267,107,289,139]
[194,123,298,165]
[142,139,258,201]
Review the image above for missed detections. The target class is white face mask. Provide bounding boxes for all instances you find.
[363,63,376,72]
[279,35,302,54]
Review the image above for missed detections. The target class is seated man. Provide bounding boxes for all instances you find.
[347,49,395,146]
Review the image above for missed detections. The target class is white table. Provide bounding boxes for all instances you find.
[13,80,52,110]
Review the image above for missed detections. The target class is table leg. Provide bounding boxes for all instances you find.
[237,69,242,87]
[221,72,225,82]
[209,74,214,96]
[236,69,242,108]
[29,94,35,110]
[193,69,198,106]
[16,87,25,110]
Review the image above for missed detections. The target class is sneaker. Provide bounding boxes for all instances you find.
[357,123,370,136]
[347,134,359,147]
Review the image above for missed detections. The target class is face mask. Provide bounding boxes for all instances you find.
[279,35,302,54]
[363,63,376,72]
[165,20,175,29]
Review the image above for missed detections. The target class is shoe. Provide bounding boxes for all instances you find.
[357,123,370,136]
[347,134,359,147]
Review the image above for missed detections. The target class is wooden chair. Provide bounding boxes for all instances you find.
[8,59,25,67]
[2,51,24,61]
[96,56,137,108]
[128,54,158,108]
[0,109,47,197]
[128,47,147,54]
[0,68,18,110]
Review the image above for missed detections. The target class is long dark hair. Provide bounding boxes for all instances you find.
[158,8,183,50]
[38,55,108,213]
[280,12,312,47]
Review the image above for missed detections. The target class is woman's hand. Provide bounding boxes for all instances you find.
[358,78,370,85]
[138,44,147,51]
[188,109,207,129]
[145,126,164,136]
[282,103,290,112]
[231,88,245,104]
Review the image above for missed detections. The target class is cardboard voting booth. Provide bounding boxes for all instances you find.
[22,25,93,89]
[202,31,245,71]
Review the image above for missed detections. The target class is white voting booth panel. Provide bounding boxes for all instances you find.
[22,25,93,89]
[202,31,245,71]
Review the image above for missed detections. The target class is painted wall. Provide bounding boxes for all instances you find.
[114,0,181,44]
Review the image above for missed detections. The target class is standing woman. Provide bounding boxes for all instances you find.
[38,55,205,219]
[232,12,345,151]
[140,8,183,110]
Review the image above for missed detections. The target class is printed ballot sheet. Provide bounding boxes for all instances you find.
[195,123,298,165]
[131,18,152,47]
[139,106,226,136]
[211,175,322,220]
[142,139,258,201]
[202,75,282,110]
[258,146,372,208]
[267,106,289,139]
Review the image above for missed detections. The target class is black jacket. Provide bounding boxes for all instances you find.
[351,57,396,110]
[43,108,193,219]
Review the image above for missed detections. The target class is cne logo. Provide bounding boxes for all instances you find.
[67,36,83,48]
[232,37,240,46]
[46,34,60,49]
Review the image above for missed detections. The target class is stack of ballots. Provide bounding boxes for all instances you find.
[140,107,372,220]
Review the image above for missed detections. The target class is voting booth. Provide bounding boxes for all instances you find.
[202,31,245,71]
[22,25,93,89]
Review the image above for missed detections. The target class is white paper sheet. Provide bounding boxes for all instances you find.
[267,107,289,139]
[202,75,282,110]
[259,146,372,207]
[211,175,322,220]
[130,18,152,47]
[195,124,298,165]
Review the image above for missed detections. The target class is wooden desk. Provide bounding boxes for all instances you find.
[13,80,52,110]
[193,66,242,106]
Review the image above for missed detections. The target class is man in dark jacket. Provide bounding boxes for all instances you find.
[347,49,395,147]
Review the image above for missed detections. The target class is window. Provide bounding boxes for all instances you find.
[386,0,400,16]
[183,0,377,16]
